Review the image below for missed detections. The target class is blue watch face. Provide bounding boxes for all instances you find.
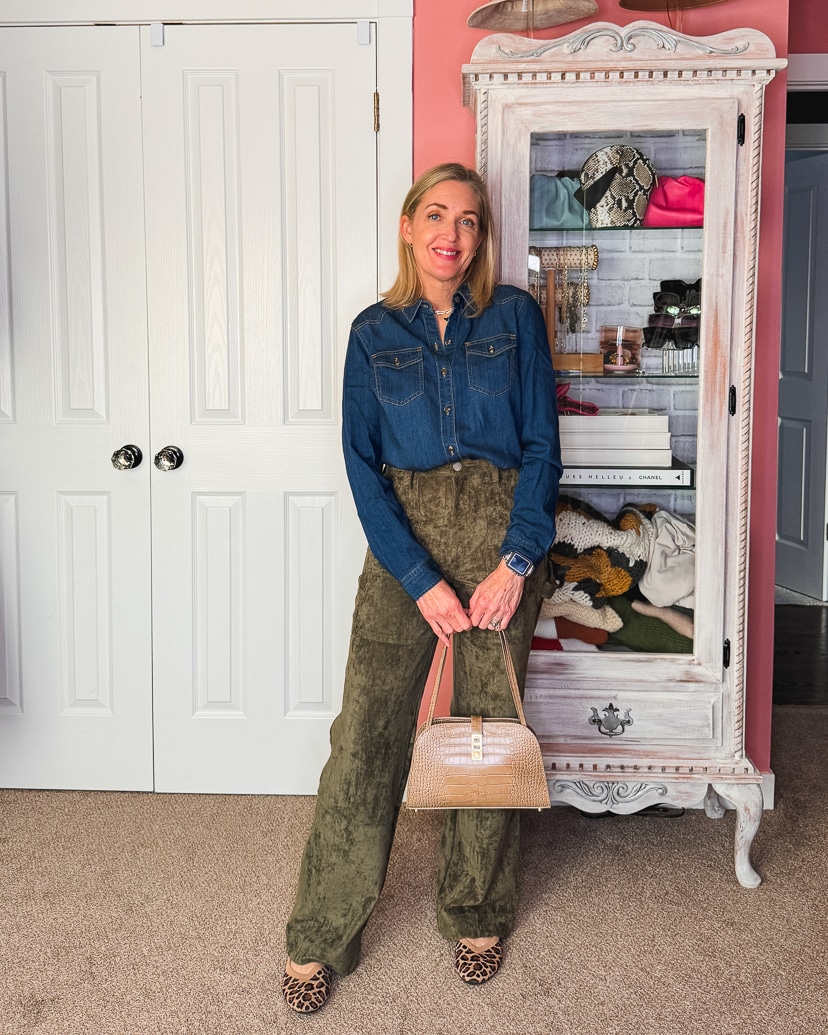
[506,552,532,576]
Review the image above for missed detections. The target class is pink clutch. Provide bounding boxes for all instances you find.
[642,176,704,228]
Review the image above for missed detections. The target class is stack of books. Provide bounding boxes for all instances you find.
[558,409,692,486]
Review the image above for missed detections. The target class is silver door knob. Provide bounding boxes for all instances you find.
[111,444,143,470]
[153,446,184,471]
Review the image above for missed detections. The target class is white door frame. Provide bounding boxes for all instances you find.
[0,0,413,294]
[786,53,828,151]
[787,53,828,92]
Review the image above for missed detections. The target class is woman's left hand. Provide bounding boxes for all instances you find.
[467,560,526,631]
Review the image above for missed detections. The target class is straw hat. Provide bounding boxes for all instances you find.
[467,0,598,31]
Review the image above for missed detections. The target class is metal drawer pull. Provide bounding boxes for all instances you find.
[589,703,633,737]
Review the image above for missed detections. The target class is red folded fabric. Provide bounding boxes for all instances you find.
[556,381,600,416]
[531,636,564,651]
[553,617,609,645]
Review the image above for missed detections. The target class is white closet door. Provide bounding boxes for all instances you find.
[0,27,153,789]
[142,23,376,793]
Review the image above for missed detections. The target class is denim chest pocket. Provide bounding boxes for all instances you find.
[465,334,516,397]
[371,347,424,406]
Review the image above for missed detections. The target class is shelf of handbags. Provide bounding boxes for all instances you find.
[529,134,706,234]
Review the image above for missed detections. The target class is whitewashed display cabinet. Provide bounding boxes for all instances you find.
[463,22,785,887]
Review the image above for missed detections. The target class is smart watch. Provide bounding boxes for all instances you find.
[501,550,535,577]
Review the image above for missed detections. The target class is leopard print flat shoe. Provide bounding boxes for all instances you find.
[281,961,333,1013]
[453,938,504,984]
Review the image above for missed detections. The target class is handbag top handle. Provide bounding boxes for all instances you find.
[424,631,529,728]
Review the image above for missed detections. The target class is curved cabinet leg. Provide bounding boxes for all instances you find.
[703,784,726,819]
[711,781,763,888]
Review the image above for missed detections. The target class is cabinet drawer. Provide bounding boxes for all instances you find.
[523,689,723,751]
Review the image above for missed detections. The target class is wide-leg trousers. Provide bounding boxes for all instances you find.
[285,460,547,976]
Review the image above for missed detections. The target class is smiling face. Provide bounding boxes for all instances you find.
[400,179,483,303]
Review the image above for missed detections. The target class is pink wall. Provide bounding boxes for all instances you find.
[412,0,790,772]
[788,0,828,53]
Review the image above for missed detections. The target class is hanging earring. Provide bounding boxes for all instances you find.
[561,261,570,350]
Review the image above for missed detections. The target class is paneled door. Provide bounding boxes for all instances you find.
[141,24,376,793]
[0,27,154,789]
[0,21,380,792]
[776,153,828,600]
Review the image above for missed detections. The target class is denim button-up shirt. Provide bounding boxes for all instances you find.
[342,283,562,600]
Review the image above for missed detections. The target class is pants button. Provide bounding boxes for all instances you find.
[452,462,462,471]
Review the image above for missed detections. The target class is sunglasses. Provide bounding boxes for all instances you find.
[653,290,701,316]
[648,312,700,330]
[644,325,699,348]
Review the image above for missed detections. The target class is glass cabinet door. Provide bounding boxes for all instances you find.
[489,93,740,680]
[530,128,703,654]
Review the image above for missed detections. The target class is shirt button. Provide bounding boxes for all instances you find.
[452,462,462,471]
[446,339,452,345]
[444,406,451,415]
[448,446,455,455]
[441,368,448,377]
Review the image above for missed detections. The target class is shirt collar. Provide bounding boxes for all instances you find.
[400,281,473,323]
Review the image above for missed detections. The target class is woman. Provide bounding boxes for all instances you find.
[282,163,561,1013]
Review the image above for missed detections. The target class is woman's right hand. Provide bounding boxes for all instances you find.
[416,580,473,646]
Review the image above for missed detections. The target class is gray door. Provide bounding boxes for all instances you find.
[777,152,828,599]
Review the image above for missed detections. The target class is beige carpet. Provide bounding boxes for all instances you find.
[1,707,825,1035]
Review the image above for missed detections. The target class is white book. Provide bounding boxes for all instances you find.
[559,409,669,432]
[559,430,672,450]
[562,447,673,467]
[559,461,694,486]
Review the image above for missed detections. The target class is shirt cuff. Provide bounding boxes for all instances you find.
[501,536,547,567]
[399,558,444,602]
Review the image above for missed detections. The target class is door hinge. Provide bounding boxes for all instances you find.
[737,113,746,146]
[373,91,380,133]
[723,639,731,668]
[357,20,372,46]
[729,385,737,416]
[150,22,165,47]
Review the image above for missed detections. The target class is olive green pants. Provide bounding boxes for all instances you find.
[285,460,546,976]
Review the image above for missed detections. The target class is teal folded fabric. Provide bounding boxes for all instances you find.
[530,174,589,230]
[607,594,693,654]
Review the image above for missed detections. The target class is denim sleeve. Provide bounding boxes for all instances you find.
[500,293,562,563]
[341,322,444,601]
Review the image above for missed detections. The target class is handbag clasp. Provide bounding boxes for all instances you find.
[471,715,483,760]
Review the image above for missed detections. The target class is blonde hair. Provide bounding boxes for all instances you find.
[382,163,497,315]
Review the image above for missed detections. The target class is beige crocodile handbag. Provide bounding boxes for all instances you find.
[406,631,550,811]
